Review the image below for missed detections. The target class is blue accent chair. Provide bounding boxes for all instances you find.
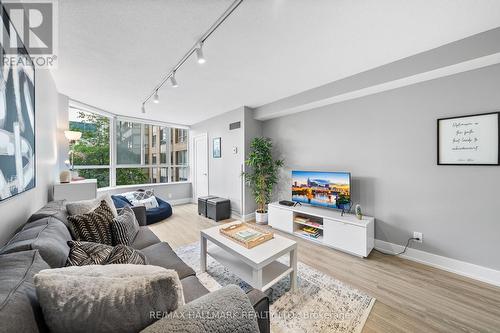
[111,194,172,225]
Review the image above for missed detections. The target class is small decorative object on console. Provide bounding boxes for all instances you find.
[279,200,295,206]
[355,204,363,220]
[59,170,71,183]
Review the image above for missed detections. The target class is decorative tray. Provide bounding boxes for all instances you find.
[219,222,274,249]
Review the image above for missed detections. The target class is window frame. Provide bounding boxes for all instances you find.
[68,101,190,189]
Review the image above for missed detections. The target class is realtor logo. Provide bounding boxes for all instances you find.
[1,0,58,68]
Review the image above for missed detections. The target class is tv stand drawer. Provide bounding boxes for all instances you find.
[324,219,367,257]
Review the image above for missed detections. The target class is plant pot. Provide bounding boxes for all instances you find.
[255,211,268,224]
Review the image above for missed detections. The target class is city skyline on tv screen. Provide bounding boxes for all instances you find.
[292,171,351,209]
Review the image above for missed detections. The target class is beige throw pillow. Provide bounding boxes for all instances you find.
[66,194,118,217]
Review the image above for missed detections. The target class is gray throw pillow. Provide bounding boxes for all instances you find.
[111,206,140,245]
[34,264,185,333]
[65,240,147,266]
[66,194,118,217]
[133,189,154,200]
[68,200,115,245]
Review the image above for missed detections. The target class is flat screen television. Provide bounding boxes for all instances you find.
[292,171,351,210]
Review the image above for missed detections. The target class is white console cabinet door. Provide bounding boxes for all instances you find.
[53,179,97,201]
[269,205,293,233]
[323,219,367,257]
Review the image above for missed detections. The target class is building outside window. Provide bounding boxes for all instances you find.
[68,105,189,188]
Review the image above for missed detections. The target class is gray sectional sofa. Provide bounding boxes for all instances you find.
[0,200,270,333]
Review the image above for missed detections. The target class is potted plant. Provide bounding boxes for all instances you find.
[243,137,284,224]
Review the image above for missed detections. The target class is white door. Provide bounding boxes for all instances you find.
[193,133,209,199]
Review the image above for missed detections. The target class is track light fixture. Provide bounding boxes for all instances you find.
[170,72,178,88]
[140,0,243,112]
[196,43,206,64]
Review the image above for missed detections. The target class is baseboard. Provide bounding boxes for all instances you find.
[230,212,255,222]
[169,198,192,206]
[374,239,500,287]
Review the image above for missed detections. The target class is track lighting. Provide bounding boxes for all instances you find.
[170,73,178,88]
[141,0,243,112]
[196,43,206,64]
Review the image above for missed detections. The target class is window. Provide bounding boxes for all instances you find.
[115,120,189,186]
[68,104,189,188]
[116,121,141,164]
[69,107,110,188]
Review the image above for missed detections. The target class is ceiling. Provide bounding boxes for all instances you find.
[52,0,500,125]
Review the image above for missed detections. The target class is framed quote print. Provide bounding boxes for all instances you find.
[437,112,499,165]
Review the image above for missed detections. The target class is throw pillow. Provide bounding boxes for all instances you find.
[67,200,115,245]
[131,196,159,209]
[66,194,118,217]
[121,190,137,203]
[65,240,147,266]
[111,206,140,245]
[34,264,185,333]
[133,188,154,200]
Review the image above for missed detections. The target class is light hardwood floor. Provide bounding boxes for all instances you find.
[149,204,500,333]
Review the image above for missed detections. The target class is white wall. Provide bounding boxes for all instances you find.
[263,63,500,271]
[190,107,245,215]
[0,69,62,245]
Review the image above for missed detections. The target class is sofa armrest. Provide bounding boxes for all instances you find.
[141,285,260,333]
[246,289,270,333]
[131,206,147,226]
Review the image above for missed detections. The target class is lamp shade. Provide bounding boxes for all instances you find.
[64,130,82,141]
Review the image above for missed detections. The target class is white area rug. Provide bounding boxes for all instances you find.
[175,242,375,333]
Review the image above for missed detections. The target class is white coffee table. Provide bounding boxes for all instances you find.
[200,222,298,292]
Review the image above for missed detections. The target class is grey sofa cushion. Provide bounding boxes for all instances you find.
[130,227,161,249]
[35,264,184,333]
[0,250,50,333]
[180,275,210,303]
[141,285,260,333]
[141,242,195,279]
[0,217,71,268]
[27,200,70,227]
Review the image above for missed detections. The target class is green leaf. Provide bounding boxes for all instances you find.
[242,137,284,212]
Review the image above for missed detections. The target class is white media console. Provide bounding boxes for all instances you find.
[268,202,375,257]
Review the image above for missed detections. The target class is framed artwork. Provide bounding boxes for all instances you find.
[437,112,499,165]
[0,7,36,201]
[213,137,221,158]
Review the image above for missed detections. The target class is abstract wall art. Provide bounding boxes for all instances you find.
[0,8,36,201]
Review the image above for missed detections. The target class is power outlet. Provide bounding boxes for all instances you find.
[168,193,172,199]
[413,232,423,243]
